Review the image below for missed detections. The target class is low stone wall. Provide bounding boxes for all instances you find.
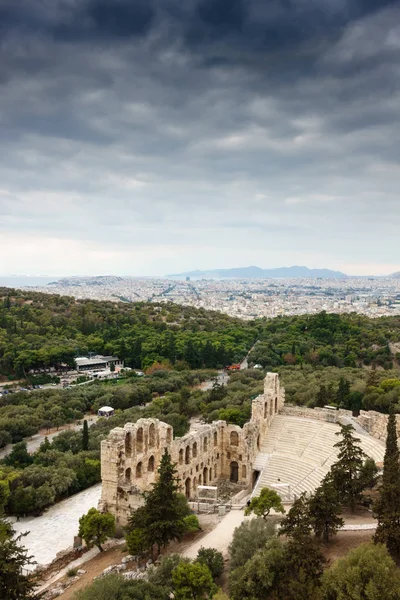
[281,405,353,423]
[356,411,392,441]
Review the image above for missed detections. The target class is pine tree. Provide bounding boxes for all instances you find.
[330,424,366,512]
[82,419,89,451]
[309,477,344,543]
[143,450,186,555]
[374,410,400,558]
[0,521,37,599]
[336,377,351,408]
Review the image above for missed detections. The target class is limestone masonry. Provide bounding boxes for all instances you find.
[99,372,284,524]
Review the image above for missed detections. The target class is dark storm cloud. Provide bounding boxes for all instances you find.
[0,0,400,274]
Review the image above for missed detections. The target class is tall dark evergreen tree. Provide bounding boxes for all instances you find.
[331,424,366,512]
[374,410,400,558]
[0,521,37,599]
[143,450,186,555]
[309,477,344,543]
[82,419,89,451]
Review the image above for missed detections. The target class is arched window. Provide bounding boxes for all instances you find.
[166,428,172,444]
[214,432,218,446]
[185,446,190,465]
[214,465,217,479]
[230,431,239,447]
[242,465,247,479]
[203,467,208,485]
[275,397,278,413]
[257,435,260,451]
[125,432,133,457]
[149,423,155,448]
[148,456,155,472]
[198,474,202,485]
[185,478,191,499]
[264,403,267,419]
[192,442,197,458]
[203,437,208,452]
[125,467,131,483]
[193,477,197,490]
[136,462,142,478]
[270,400,273,416]
[136,427,143,453]
[179,449,184,465]
[230,461,239,483]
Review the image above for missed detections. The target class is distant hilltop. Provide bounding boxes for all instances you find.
[168,265,348,279]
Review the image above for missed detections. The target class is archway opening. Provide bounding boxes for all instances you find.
[230,431,239,447]
[125,432,133,457]
[149,423,155,448]
[203,467,208,485]
[241,464,247,479]
[136,462,142,478]
[185,477,191,499]
[230,461,239,483]
[125,467,131,483]
[192,442,197,458]
[185,446,190,465]
[148,455,155,472]
[257,435,260,451]
[179,449,184,465]
[136,427,143,453]
[275,397,278,413]
[214,432,218,447]
[252,470,260,487]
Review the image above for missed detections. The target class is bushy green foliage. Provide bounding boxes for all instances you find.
[183,514,200,533]
[75,574,170,600]
[322,542,400,599]
[172,561,217,600]
[148,554,189,589]
[78,508,116,551]
[244,487,285,519]
[196,547,224,580]
[0,522,37,599]
[228,517,277,570]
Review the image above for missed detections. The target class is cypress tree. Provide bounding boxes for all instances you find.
[374,410,400,557]
[330,424,366,512]
[82,419,89,451]
[143,449,186,555]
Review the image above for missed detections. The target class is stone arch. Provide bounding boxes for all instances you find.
[136,462,142,478]
[198,474,202,485]
[230,431,239,446]
[148,455,155,472]
[257,435,260,451]
[125,467,131,483]
[203,467,208,485]
[241,464,247,479]
[214,464,217,479]
[214,431,218,446]
[166,428,172,444]
[193,476,197,491]
[125,432,133,457]
[179,449,184,465]
[264,402,267,419]
[185,446,190,465]
[149,423,156,448]
[203,437,208,452]
[185,477,191,499]
[230,461,239,483]
[136,427,143,453]
[275,397,278,413]
[192,442,197,458]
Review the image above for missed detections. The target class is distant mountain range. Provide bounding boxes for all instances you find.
[169,265,348,279]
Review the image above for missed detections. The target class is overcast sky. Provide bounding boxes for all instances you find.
[1,0,399,277]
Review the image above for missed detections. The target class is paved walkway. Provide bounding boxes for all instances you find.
[11,484,102,570]
[183,509,249,559]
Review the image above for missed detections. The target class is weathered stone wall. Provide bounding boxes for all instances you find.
[281,405,353,423]
[100,372,284,525]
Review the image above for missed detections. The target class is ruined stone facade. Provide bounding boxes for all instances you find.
[99,372,284,524]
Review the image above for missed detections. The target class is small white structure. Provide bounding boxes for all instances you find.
[197,485,218,503]
[98,406,115,418]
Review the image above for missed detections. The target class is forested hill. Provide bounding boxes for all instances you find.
[1,288,400,378]
[0,289,257,377]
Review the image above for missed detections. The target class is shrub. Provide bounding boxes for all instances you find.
[196,547,224,579]
[183,514,200,533]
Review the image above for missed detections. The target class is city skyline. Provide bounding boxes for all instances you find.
[1,1,399,276]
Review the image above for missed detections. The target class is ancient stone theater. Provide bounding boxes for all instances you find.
[99,372,284,524]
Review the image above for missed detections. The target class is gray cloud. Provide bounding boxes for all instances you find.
[0,0,399,275]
